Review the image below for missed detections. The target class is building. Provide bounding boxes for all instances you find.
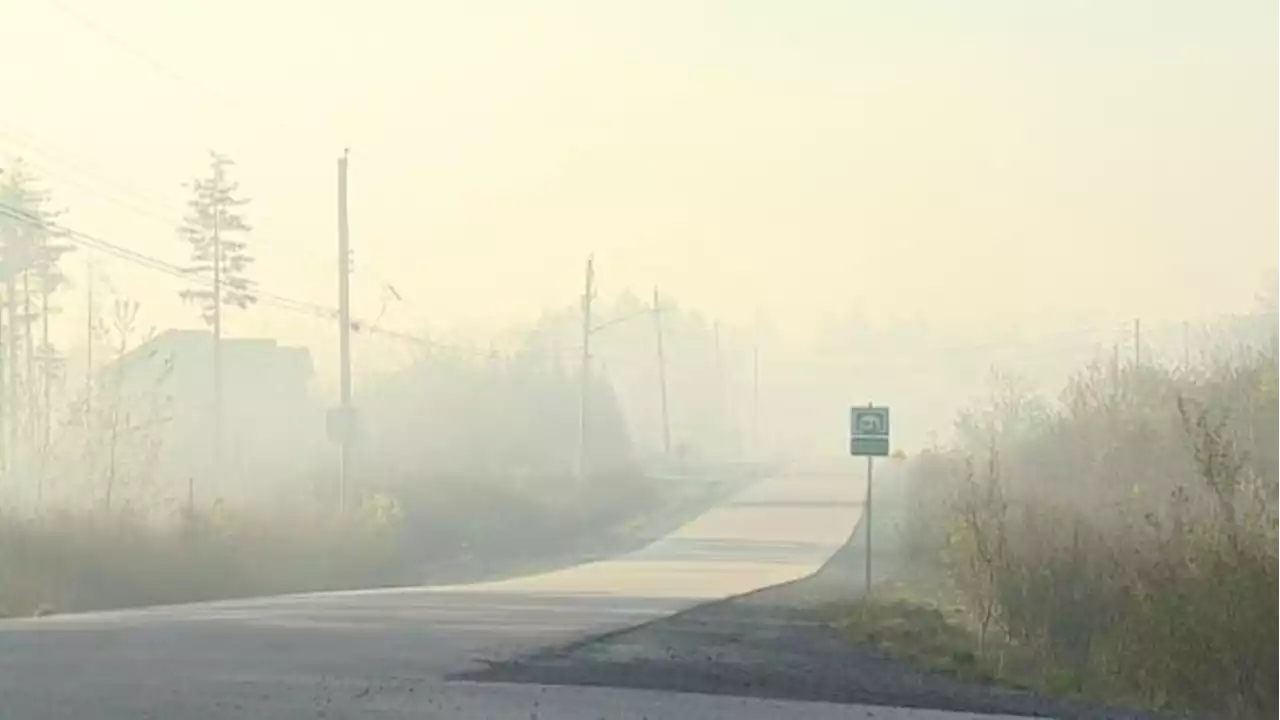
[104,329,324,508]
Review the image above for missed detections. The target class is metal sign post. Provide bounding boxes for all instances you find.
[864,453,873,592]
[850,404,890,594]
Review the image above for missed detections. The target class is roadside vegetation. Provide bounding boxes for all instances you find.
[0,334,671,618]
[0,468,666,618]
[0,156,742,621]
[859,311,1278,719]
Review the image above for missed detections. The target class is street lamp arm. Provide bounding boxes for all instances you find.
[589,308,651,336]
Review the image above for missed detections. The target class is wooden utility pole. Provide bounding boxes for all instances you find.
[576,255,595,479]
[652,286,671,455]
[337,149,352,512]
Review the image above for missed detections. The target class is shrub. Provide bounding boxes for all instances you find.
[905,332,1277,718]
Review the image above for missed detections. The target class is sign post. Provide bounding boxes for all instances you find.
[850,404,890,594]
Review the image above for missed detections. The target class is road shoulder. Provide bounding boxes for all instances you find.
[459,509,1182,720]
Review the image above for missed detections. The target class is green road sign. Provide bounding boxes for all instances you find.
[850,406,890,457]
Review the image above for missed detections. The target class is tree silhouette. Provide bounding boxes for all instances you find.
[177,151,254,324]
[176,150,253,493]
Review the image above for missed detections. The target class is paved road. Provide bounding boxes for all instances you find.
[0,469,1028,719]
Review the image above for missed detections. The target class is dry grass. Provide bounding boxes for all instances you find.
[835,584,1151,707]
[0,502,404,617]
[0,470,666,618]
[899,335,1278,719]
[839,588,996,683]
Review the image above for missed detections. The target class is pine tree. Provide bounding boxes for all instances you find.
[178,151,254,324]
[0,158,74,489]
[176,150,253,494]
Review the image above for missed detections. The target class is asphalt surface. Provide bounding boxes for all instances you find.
[0,467,1027,719]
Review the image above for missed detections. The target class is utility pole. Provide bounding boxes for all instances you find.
[337,149,352,512]
[652,286,671,456]
[576,255,595,479]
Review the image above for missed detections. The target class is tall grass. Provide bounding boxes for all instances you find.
[905,335,1277,718]
[0,469,663,618]
[0,497,404,617]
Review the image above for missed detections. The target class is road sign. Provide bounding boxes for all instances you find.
[850,405,890,456]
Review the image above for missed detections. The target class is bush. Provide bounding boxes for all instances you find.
[905,334,1278,718]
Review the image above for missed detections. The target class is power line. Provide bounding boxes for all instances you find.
[46,0,245,117]
[0,121,184,225]
[0,121,355,284]
[0,200,463,351]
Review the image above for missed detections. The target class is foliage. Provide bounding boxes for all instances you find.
[356,341,635,481]
[177,151,254,325]
[0,158,74,293]
[0,503,402,617]
[0,467,665,618]
[39,292,173,513]
[0,158,77,488]
[525,291,745,462]
[904,325,1278,718]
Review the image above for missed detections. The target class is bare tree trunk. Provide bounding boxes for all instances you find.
[211,203,222,507]
[105,328,129,512]
[37,285,50,509]
[105,410,117,512]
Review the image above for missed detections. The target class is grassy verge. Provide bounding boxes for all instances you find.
[0,505,404,618]
[829,581,1156,709]
[0,469,675,619]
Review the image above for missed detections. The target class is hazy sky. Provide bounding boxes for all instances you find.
[1,0,1275,381]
